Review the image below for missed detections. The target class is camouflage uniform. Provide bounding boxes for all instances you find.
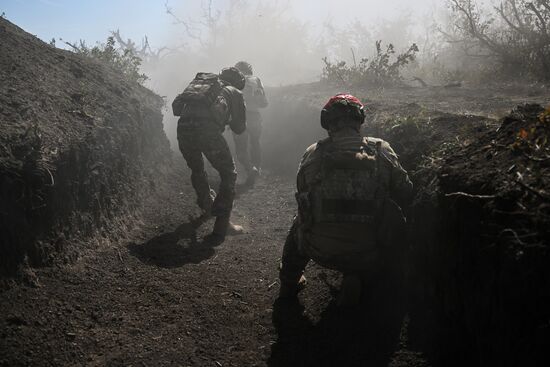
[232,75,268,176]
[177,85,246,217]
[279,131,413,289]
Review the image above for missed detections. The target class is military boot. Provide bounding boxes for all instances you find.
[278,275,307,299]
[245,167,260,187]
[198,189,216,217]
[211,215,244,239]
[338,275,362,307]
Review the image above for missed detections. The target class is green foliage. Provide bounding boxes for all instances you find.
[67,36,148,84]
[321,41,419,87]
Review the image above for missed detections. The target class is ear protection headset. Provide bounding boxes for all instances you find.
[320,94,366,130]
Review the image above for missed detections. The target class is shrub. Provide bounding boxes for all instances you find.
[65,36,148,84]
[321,41,419,87]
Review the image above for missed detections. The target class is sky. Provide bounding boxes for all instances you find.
[2,0,440,49]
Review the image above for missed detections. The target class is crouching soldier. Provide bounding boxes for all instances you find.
[172,67,247,242]
[278,94,413,305]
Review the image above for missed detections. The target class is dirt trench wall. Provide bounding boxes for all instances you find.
[414,105,550,366]
[261,83,550,364]
[0,19,171,276]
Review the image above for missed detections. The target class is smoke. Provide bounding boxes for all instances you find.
[139,0,444,149]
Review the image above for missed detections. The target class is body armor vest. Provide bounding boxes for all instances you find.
[299,137,387,226]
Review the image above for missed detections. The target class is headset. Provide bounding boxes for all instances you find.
[320,102,366,130]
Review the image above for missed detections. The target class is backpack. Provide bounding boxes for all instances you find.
[172,72,223,117]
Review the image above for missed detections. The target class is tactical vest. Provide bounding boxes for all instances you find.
[298,137,387,227]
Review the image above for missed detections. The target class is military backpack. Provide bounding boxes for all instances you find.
[172,73,229,126]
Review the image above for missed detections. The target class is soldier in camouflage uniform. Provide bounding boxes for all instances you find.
[233,61,268,187]
[173,67,247,241]
[278,94,413,304]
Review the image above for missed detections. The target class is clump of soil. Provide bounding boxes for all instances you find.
[415,104,550,365]
[0,18,171,277]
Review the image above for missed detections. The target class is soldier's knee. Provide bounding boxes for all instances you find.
[186,158,206,178]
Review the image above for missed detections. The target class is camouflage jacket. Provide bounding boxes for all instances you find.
[294,132,413,269]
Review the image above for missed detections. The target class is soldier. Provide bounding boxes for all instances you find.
[172,67,247,242]
[233,61,268,187]
[278,94,413,305]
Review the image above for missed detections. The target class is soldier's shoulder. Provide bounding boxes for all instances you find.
[302,142,318,161]
[300,139,327,166]
[248,75,261,82]
[223,85,242,95]
[306,137,332,154]
[365,136,399,163]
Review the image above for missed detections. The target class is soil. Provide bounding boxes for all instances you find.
[418,104,550,366]
[2,16,550,367]
[0,162,434,367]
[0,17,170,276]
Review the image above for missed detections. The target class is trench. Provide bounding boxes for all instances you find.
[2,13,549,362]
[260,87,550,366]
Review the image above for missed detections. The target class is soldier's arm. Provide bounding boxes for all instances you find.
[172,93,186,116]
[226,87,247,134]
[380,142,414,207]
[253,77,268,108]
[295,144,318,227]
[296,143,317,193]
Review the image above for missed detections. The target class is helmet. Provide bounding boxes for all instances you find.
[219,67,246,90]
[320,94,365,130]
[235,61,253,76]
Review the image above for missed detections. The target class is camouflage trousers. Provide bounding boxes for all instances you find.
[279,202,407,288]
[177,122,237,217]
[233,111,262,173]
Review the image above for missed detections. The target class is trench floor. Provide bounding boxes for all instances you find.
[1,165,436,367]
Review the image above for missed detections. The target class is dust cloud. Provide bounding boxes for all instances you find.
[139,0,445,151]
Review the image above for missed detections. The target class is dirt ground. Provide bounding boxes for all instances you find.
[0,158,439,367]
[2,82,549,366]
[1,17,549,363]
[3,12,550,366]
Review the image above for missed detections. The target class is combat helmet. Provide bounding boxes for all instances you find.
[219,67,246,90]
[234,61,253,76]
[320,94,365,130]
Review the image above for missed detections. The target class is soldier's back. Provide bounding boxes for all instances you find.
[297,135,386,272]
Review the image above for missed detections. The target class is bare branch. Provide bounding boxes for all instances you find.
[538,0,550,13]
[495,3,524,35]
[445,192,497,199]
[526,2,548,36]
[111,29,128,49]
[510,0,527,29]
[165,1,206,46]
